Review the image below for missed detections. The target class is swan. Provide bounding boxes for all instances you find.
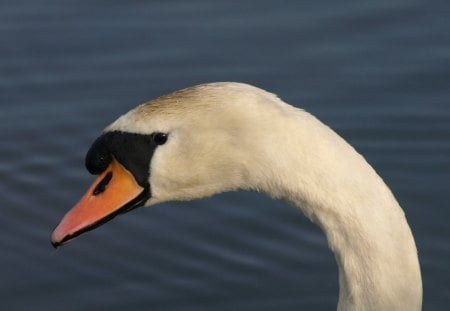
[51,82,422,310]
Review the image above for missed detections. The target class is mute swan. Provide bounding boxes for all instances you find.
[51,82,422,310]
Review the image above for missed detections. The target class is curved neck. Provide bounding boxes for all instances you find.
[250,110,422,310]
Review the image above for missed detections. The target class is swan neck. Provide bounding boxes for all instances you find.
[251,112,422,310]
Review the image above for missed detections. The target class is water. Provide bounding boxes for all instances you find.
[1,1,449,310]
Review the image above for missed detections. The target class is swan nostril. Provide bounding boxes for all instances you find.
[93,171,113,196]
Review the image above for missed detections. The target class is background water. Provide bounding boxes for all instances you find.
[1,1,449,310]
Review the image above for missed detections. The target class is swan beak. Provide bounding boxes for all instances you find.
[51,159,145,248]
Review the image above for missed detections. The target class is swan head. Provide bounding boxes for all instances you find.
[51,82,284,247]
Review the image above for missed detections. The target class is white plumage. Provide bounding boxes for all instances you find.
[61,82,424,310]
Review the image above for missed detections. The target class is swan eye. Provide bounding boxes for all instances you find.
[152,132,168,145]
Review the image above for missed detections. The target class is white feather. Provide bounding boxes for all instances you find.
[107,82,422,310]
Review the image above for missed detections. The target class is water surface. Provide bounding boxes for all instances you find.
[1,1,449,310]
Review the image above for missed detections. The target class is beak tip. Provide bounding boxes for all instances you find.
[51,240,60,249]
[50,227,65,249]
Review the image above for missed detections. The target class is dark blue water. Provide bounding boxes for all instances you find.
[1,1,449,310]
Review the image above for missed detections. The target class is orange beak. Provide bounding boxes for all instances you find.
[51,158,146,247]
